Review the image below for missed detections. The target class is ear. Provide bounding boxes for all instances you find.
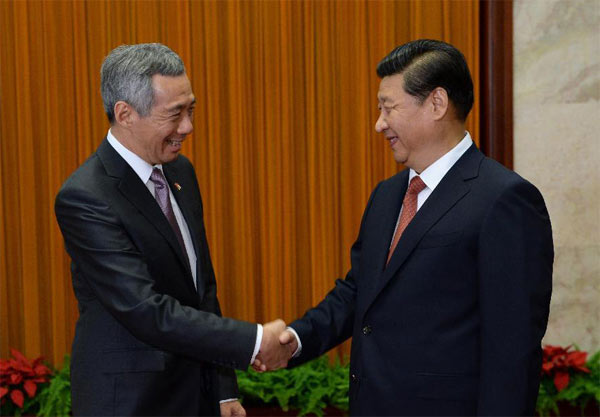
[430,87,449,121]
[113,101,138,127]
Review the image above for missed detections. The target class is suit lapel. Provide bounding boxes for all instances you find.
[362,144,483,314]
[97,140,197,294]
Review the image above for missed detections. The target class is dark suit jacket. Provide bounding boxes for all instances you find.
[289,144,553,416]
[55,139,257,416]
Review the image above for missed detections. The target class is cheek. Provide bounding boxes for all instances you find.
[390,115,406,130]
[153,126,172,144]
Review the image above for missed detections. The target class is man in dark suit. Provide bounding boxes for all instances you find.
[55,43,290,416]
[273,39,554,415]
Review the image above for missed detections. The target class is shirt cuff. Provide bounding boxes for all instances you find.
[286,327,302,358]
[220,398,238,404]
[250,324,263,364]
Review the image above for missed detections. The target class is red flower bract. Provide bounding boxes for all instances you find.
[541,344,590,392]
[0,348,52,409]
[10,389,24,408]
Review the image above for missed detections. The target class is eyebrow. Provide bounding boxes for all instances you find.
[377,94,391,103]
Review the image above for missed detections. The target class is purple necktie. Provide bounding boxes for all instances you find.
[150,168,190,267]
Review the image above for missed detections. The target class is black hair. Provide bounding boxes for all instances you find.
[377,39,474,121]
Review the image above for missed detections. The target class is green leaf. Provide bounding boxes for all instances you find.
[35,355,71,417]
[235,355,350,416]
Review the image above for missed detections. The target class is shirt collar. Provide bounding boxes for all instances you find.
[409,132,473,191]
[106,129,163,184]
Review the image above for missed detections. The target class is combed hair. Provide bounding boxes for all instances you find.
[100,43,185,123]
[376,39,474,121]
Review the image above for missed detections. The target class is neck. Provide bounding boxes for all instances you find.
[110,125,147,162]
[413,124,466,173]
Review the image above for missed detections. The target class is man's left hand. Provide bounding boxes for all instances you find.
[220,400,246,417]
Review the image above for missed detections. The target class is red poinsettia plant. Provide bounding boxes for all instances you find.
[0,348,52,411]
[541,344,590,391]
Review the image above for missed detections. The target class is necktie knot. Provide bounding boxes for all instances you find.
[150,168,167,188]
[408,175,426,195]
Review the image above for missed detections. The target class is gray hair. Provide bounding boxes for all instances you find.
[100,43,185,123]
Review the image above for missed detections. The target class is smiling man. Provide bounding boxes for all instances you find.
[276,39,554,415]
[55,43,290,416]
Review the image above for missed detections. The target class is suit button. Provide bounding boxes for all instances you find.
[351,374,358,383]
[362,325,372,335]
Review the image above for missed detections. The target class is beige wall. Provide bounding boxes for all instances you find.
[514,0,600,351]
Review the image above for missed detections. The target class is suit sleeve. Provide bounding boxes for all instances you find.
[288,183,382,366]
[55,184,257,370]
[477,180,553,415]
[215,366,239,401]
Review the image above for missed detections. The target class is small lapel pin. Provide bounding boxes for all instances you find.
[174,183,182,191]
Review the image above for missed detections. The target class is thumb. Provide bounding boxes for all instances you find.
[279,329,294,345]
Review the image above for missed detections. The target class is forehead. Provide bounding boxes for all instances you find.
[377,73,406,102]
[151,74,195,109]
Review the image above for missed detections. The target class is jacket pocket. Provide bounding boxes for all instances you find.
[415,372,478,400]
[102,348,165,373]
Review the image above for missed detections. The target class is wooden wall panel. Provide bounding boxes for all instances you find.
[0,0,479,365]
[480,0,513,168]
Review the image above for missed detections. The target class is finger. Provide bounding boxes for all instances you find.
[237,404,247,416]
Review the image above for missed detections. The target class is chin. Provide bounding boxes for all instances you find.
[160,154,179,164]
[393,153,408,165]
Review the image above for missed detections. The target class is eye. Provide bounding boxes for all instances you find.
[378,104,393,115]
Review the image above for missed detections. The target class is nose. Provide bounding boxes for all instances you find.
[375,112,387,133]
[177,113,194,136]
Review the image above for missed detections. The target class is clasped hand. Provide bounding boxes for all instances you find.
[253,319,298,372]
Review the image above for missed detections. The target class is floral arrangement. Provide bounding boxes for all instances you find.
[542,345,590,391]
[1,346,598,417]
[0,348,52,415]
[536,344,600,416]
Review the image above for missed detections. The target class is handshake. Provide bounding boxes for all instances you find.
[253,319,298,372]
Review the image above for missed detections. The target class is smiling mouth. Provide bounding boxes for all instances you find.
[387,136,399,146]
[167,139,183,149]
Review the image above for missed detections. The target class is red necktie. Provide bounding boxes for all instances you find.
[386,176,426,265]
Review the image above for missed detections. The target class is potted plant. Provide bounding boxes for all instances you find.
[0,348,52,416]
[236,356,349,416]
[536,345,600,416]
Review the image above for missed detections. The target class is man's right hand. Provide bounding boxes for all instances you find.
[253,319,295,372]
